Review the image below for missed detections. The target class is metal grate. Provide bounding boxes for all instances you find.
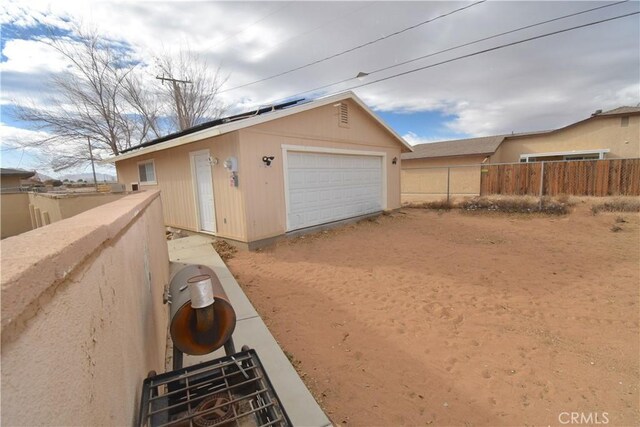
[138,349,291,427]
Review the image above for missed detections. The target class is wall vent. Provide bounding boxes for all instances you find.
[339,103,349,127]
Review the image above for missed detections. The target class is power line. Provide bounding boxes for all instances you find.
[269,0,631,103]
[219,0,487,93]
[17,147,25,168]
[268,10,639,105]
[348,12,640,91]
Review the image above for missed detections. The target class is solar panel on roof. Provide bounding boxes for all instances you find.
[119,98,305,154]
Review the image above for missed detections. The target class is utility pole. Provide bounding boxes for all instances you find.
[88,136,98,191]
[156,75,193,130]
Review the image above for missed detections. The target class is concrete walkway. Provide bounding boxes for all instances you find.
[167,235,331,427]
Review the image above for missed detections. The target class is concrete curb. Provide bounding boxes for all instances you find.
[167,235,332,427]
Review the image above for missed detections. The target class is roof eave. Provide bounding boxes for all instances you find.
[0,170,36,179]
[344,92,413,153]
[104,127,223,163]
[505,111,639,141]
[106,91,412,163]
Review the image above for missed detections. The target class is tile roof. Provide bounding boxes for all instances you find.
[597,106,640,116]
[402,135,505,159]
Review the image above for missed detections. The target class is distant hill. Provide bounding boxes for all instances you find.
[61,173,116,182]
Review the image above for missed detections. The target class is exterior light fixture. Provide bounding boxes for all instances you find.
[356,71,369,81]
[392,157,398,165]
[262,156,275,166]
[223,157,237,172]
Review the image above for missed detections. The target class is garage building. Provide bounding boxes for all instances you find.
[111,92,412,249]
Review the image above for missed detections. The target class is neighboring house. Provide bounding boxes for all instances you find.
[0,168,35,193]
[110,91,412,249]
[401,106,640,201]
[493,106,640,163]
[403,106,640,168]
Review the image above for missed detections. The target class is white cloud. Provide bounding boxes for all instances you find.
[0,122,50,147]
[402,131,452,146]
[1,39,68,74]
[1,0,638,141]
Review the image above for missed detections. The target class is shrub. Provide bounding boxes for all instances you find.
[459,196,570,215]
[404,199,454,210]
[591,198,640,214]
[212,239,237,261]
[44,179,63,187]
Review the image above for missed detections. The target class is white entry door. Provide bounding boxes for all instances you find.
[285,150,384,231]
[192,151,216,233]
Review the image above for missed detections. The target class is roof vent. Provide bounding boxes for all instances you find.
[592,109,603,116]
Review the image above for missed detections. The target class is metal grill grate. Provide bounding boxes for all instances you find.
[138,349,291,427]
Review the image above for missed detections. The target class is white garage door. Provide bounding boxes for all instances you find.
[286,151,384,231]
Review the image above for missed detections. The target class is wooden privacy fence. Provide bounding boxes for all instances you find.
[480,158,640,196]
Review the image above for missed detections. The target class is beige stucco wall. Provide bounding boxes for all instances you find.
[239,99,403,242]
[115,99,404,243]
[1,190,169,426]
[28,192,126,225]
[116,132,247,241]
[492,115,640,163]
[401,155,484,203]
[1,193,33,238]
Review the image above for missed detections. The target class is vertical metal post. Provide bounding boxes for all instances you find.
[173,345,184,371]
[446,167,451,204]
[538,161,545,209]
[88,136,98,191]
[224,337,237,356]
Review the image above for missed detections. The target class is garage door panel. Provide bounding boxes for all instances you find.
[286,151,383,231]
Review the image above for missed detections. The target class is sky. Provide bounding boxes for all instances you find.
[1,0,639,177]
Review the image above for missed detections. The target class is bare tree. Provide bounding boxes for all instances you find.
[13,27,158,170]
[156,49,228,131]
[123,72,165,140]
[12,28,227,171]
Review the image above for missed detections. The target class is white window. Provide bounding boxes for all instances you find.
[138,160,156,185]
[520,149,609,163]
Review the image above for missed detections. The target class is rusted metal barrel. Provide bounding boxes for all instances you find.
[169,265,236,355]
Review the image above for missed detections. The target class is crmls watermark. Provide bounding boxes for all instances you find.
[558,412,609,425]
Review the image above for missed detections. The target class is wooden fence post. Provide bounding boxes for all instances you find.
[538,161,545,209]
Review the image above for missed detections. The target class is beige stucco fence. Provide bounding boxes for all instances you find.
[1,191,126,239]
[402,158,640,203]
[0,193,33,238]
[1,190,169,425]
[401,165,482,203]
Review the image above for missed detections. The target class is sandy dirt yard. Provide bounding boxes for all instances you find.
[227,206,639,426]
